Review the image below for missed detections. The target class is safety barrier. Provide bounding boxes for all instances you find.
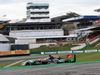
[30,49,100,54]
[30,52,41,54]
[0,50,30,56]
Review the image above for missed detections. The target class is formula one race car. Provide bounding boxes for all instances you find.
[20,55,71,66]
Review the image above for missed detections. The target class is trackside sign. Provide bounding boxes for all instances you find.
[0,50,30,56]
[72,50,84,53]
[40,49,100,55]
[41,51,58,54]
[58,51,72,54]
[85,50,97,53]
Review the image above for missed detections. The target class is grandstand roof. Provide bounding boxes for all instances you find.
[0,34,9,41]
[62,15,100,22]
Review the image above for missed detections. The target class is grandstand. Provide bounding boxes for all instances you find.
[62,15,100,43]
[62,15,100,29]
[1,15,99,45]
[0,1,100,49]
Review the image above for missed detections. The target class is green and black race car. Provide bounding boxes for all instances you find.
[21,55,75,66]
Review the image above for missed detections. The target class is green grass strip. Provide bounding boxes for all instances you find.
[1,61,100,70]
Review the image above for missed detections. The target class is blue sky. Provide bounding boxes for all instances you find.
[0,0,100,19]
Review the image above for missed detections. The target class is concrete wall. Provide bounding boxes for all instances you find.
[0,44,10,51]
[15,38,36,44]
[29,43,56,49]
[68,30,74,34]
[10,29,64,37]
[71,43,86,50]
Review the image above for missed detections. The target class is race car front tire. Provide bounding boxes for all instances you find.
[65,60,71,63]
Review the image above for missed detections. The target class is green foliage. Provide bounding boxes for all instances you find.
[10,60,26,67]
[0,61,17,68]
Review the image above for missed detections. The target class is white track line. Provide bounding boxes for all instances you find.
[4,58,44,68]
[4,60,24,68]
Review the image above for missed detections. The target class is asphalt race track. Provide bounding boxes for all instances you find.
[0,63,100,75]
[0,54,68,62]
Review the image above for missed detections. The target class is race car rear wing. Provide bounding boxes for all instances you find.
[67,54,76,63]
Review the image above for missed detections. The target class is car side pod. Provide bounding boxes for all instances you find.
[67,54,76,63]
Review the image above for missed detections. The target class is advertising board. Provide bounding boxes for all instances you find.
[0,50,30,56]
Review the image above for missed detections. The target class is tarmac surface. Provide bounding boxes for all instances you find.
[0,54,67,62]
[0,54,48,62]
[0,62,100,75]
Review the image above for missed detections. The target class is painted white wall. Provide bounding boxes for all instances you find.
[30,14,49,17]
[15,38,36,44]
[71,43,86,50]
[30,9,49,12]
[26,18,51,22]
[26,2,50,22]
[10,29,64,37]
[29,43,56,49]
[0,44,10,51]
[90,38,100,44]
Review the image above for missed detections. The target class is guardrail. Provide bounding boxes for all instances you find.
[30,49,100,54]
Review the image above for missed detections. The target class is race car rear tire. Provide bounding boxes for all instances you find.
[25,62,32,66]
